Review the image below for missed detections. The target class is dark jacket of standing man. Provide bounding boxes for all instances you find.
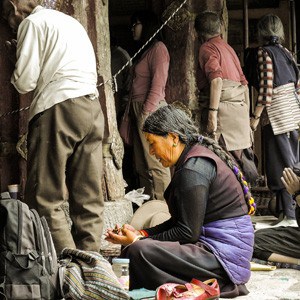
[1,0,105,254]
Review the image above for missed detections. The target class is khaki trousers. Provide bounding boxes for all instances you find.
[25,96,104,254]
[132,101,171,200]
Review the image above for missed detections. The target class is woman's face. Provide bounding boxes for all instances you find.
[131,19,143,41]
[144,132,182,168]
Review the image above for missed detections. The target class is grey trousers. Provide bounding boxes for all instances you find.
[263,124,298,219]
[25,96,104,254]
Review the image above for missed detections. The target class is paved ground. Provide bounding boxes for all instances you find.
[229,268,300,300]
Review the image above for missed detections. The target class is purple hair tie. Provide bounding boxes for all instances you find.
[198,135,204,143]
[233,165,239,175]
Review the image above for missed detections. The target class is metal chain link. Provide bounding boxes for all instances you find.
[0,105,30,118]
[0,0,188,118]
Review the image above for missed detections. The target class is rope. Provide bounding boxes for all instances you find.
[0,106,30,118]
[0,0,188,118]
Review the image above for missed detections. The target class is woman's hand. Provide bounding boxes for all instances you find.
[281,168,300,196]
[105,224,141,246]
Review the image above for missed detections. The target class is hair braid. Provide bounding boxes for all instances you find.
[200,136,256,215]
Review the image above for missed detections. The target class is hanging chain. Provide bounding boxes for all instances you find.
[0,0,188,118]
[0,105,30,118]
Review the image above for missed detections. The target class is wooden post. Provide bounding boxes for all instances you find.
[162,0,227,119]
[59,0,126,202]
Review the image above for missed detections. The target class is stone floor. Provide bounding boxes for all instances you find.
[230,268,300,300]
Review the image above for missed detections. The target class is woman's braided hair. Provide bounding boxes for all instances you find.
[142,102,256,215]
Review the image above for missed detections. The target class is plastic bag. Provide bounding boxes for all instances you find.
[124,187,150,207]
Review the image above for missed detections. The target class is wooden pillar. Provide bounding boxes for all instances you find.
[243,0,249,49]
[0,25,20,193]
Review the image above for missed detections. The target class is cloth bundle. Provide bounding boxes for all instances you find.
[61,248,129,300]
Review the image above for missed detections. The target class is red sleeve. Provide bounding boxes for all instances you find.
[199,43,222,82]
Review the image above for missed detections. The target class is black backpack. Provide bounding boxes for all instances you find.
[0,198,63,300]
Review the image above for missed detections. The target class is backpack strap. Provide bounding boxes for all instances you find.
[40,216,57,275]
[58,257,71,298]
[58,265,66,298]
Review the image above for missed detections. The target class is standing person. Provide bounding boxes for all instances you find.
[110,33,135,192]
[106,103,255,298]
[1,0,105,253]
[250,14,300,227]
[127,9,171,200]
[110,33,132,123]
[194,11,255,183]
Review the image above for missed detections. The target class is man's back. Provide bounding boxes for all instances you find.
[13,6,98,119]
[199,36,247,87]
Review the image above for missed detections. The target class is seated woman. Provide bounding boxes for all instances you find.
[253,167,300,266]
[106,103,255,298]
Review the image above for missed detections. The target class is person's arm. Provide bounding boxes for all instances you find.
[11,19,41,94]
[198,43,223,136]
[268,253,300,265]
[105,158,216,246]
[250,48,273,131]
[281,168,300,206]
[142,42,169,114]
[144,158,215,243]
[207,77,222,136]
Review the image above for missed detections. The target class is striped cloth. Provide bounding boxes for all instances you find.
[61,248,129,300]
[257,47,273,107]
[257,46,300,107]
[266,83,300,135]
